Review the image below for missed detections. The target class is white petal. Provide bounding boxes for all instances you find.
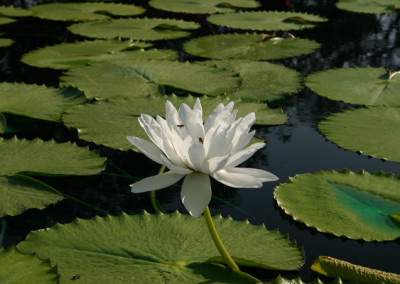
[201,154,230,173]
[211,169,262,188]
[131,172,184,193]
[160,155,193,175]
[181,172,211,217]
[178,99,204,138]
[224,167,278,182]
[187,140,206,171]
[126,136,164,165]
[224,142,265,168]
[138,114,165,151]
[230,113,256,153]
[205,126,229,159]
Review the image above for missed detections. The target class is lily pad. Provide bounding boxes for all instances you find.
[29,2,145,22]
[208,11,327,31]
[0,6,32,17]
[274,170,400,241]
[0,246,59,283]
[0,175,63,217]
[21,40,156,70]
[62,95,287,150]
[0,83,85,122]
[149,0,260,14]
[60,60,240,99]
[0,137,105,176]
[183,33,320,60]
[306,67,400,106]
[0,16,15,25]
[318,107,400,162]
[68,18,200,41]
[0,37,12,47]
[17,212,304,283]
[202,60,302,101]
[336,0,400,14]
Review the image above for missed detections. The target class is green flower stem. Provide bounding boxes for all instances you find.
[203,206,240,271]
[150,165,166,213]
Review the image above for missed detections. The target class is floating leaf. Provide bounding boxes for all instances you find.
[306,67,400,106]
[17,212,304,283]
[29,2,145,21]
[0,83,85,122]
[0,37,12,47]
[0,16,14,25]
[184,33,320,60]
[0,246,59,283]
[312,256,400,284]
[62,95,287,150]
[336,0,399,14]
[60,60,240,99]
[0,6,32,17]
[202,60,302,101]
[318,107,400,162]
[0,137,105,176]
[149,0,260,14]
[274,170,400,241]
[21,40,155,70]
[68,18,200,41]
[208,11,327,31]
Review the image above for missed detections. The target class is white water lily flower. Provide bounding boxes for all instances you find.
[127,99,278,217]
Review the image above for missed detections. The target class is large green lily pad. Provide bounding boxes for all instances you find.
[17,212,304,283]
[318,107,400,162]
[306,67,400,106]
[29,2,145,21]
[0,82,85,122]
[0,6,32,17]
[336,0,400,14]
[149,0,260,14]
[21,40,158,70]
[68,18,200,41]
[274,170,400,241]
[0,246,59,283]
[202,60,302,101]
[60,60,240,99]
[0,137,105,176]
[62,95,287,150]
[208,11,327,31]
[183,33,320,60]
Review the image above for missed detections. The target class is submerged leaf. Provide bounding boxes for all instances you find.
[68,18,200,41]
[336,0,399,14]
[183,33,320,60]
[274,170,400,241]
[306,67,400,106]
[207,11,327,31]
[318,107,400,162]
[17,212,304,283]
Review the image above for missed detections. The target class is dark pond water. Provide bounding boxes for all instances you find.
[0,0,399,282]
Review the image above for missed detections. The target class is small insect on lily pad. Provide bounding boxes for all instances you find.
[17,212,304,283]
[336,0,400,14]
[29,2,145,21]
[0,6,32,17]
[149,0,260,14]
[0,246,59,283]
[318,107,400,162]
[274,170,400,241]
[207,11,327,31]
[306,67,400,106]
[183,33,320,60]
[68,17,200,41]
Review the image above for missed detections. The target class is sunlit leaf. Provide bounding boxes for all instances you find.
[201,60,302,101]
[68,18,200,41]
[0,137,105,176]
[0,16,15,25]
[21,40,155,70]
[0,38,13,47]
[17,212,304,283]
[149,0,260,14]
[0,246,59,283]
[274,170,400,241]
[318,107,400,162]
[0,83,85,122]
[0,6,32,17]
[208,11,327,31]
[306,67,400,106]
[312,256,400,283]
[60,60,240,99]
[336,0,400,14]
[29,2,145,21]
[62,95,287,151]
[184,33,320,60]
